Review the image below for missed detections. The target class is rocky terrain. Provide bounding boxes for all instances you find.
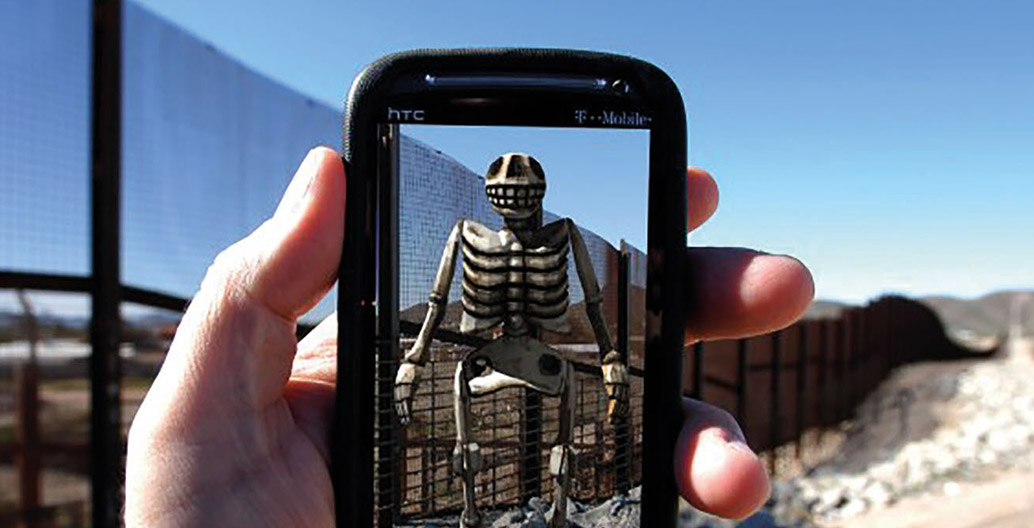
[761,353,1034,526]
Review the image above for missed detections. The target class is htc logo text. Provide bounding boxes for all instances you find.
[387,107,425,121]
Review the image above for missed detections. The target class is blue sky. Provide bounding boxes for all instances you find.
[401,125,651,251]
[101,1,1034,302]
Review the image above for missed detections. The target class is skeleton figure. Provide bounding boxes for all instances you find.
[395,153,630,528]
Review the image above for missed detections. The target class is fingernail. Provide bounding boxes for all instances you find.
[702,428,755,456]
[275,148,323,219]
[727,439,755,455]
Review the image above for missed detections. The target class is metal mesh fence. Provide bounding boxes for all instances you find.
[375,339,645,525]
[120,2,341,309]
[0,1,91,276]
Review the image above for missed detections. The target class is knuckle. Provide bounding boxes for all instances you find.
[201,239,254,297]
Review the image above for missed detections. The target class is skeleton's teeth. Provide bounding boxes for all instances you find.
[506,188,514,197]
[517,188,527,198]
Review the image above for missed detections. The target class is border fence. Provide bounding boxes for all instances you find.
[686,295,998,477]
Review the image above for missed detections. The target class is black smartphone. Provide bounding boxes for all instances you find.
[335,49,687,528]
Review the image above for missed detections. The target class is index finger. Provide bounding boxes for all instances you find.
[688,167,719,232]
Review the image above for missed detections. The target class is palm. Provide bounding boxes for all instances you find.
[127,309,338,526]
[220,399,333,527]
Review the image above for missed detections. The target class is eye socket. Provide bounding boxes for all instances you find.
[528,157,545,180]
[487,157,504,177]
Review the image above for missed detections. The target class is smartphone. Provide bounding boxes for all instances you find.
[335,49,687,527]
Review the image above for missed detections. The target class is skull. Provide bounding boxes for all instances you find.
[485,153,546,219]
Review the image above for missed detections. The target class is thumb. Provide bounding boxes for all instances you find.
[156,147,345,414]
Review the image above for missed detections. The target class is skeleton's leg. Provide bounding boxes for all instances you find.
[548,366,576,528]
[453,362,482,527]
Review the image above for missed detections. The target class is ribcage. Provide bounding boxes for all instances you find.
[460,236,570,322]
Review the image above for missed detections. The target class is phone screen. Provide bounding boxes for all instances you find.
[373,123,650,526]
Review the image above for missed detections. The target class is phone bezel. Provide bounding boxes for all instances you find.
[336,48,687,527]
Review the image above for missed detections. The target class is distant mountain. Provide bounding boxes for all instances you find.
[0,310,89,329]
[124,311,183,329]
[918,290,1034,339]
[0,308,182,332]
[0,311,18,327]
[804,299,852,319]
[806,290,1034,341]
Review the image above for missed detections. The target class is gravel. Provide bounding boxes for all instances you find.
[762,356,1034,526]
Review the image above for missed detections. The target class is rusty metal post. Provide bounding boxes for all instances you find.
[795,324,808,462]
[14,291,41,526]
[857,307,867,398]
[769,332,781,476]
[15,365,41,527]
[817,320,829,426]
[840,315,852,421]
[832,318,846,422]
[736,339,748,427]
[690,341,704,400]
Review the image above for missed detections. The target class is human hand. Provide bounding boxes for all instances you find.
[124,149,811,526]
[675,167,813,519]
[125,148,344,527]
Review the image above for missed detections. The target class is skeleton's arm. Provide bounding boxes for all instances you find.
[568,219,628,421]
[566,220,617,364]
[403,220,463,366]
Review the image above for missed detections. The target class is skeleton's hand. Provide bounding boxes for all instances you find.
[602,361,629,422]
[394,361,423,425]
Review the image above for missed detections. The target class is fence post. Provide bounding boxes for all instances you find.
[691,341,704,401]
[769,331,782,476]
[521,393,543,502]
[855,308,867,407]
[736,339,748,427]
[14,291,41,526]
[817,320,829,426]
[89,1,124,525]
[839,316,847,423]
[833,318,846,421]
[15,366,41,526]
[614,243,631,494]
[795,324,808,462]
